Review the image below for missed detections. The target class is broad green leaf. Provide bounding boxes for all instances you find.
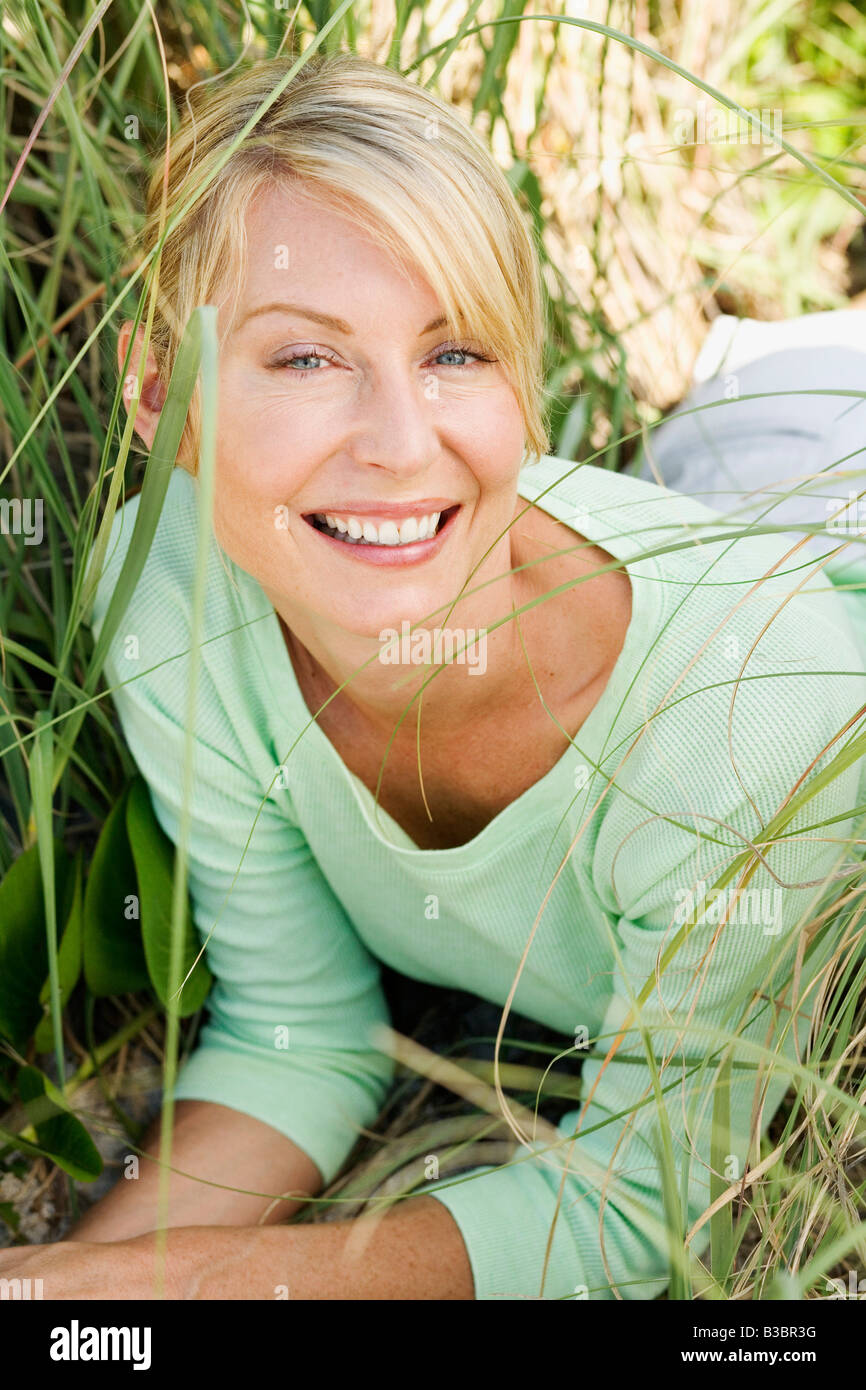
[83,783,149,997]
[0,1124,56,1164]
[0,841,73,1048]
[34,852,84,1053]
[125,776,212,1016]
[15,1066,102,1182]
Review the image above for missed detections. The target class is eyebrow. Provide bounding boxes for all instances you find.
[236,302,450,337]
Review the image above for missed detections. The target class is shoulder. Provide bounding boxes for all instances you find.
[89,467,201,643]
[87,468,266,751]
[88,470,295,801]
[521,456,863,690]
[89,466,262,672]
[518,455,712,555]
[527,455,865,675]
[540,464,866,900]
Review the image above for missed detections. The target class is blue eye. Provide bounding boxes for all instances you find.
[434,343,495,368]
[267,341,495,378]
[288,353,324,371]
[269,351,331,374]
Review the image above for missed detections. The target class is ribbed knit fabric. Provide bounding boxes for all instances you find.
[89,455,866,1300]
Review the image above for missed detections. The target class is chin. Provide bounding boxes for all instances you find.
[328,595,461,642]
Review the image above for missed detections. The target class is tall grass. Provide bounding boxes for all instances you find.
[2,0,866,1298]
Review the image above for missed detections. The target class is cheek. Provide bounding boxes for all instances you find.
[216,371,342,485]
[209,480,295,588]
[213,386,302,499]
[447,387,526,486]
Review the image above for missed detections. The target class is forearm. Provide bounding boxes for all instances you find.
[70,1100,322,1241]
[4,1195,476,1300]
[210,1196,474,1299]
[141,1195,474,1299]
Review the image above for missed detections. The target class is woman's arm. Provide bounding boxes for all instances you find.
[1,1196,475,1299]
[87,493,397,1222]
[69,1100,323,1241]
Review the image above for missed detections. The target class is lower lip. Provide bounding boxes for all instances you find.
[301,507,461,566]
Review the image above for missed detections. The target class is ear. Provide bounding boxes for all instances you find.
[117,321,166,450]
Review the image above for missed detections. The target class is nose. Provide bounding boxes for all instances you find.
[346,360,441,480]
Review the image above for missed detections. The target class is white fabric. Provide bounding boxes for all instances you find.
[693,309,866,383]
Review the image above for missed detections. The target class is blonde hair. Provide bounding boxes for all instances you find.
[136,51,551,470]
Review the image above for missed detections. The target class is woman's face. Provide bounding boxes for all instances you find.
[212,183,527,638]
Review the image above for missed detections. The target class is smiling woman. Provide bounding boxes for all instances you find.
[45,50,866,1302]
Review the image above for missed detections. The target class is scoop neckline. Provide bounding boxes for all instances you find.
[236,457,663,863]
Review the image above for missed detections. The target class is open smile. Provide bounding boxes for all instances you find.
[301,504,461,564]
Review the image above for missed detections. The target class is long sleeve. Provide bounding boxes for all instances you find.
[89,503,395,1188]
[422,607,866,1299]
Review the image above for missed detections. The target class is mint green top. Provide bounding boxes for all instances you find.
[89,455,866,1300]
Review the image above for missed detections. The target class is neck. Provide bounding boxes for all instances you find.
[272,525,537,740]
[265,496,618,742]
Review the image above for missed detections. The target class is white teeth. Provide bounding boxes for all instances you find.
[311,509,450,546]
